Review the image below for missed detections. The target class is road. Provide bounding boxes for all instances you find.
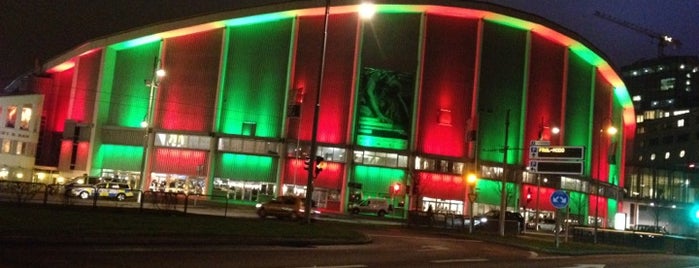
[3,228,698,268]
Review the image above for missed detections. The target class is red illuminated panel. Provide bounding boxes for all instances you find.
[589,195,608,224]
[74,141,90,170]
[417,15,478,157]
[283,159,343,190]
[290,13,357,143]
[72,50,102,123]
[523,33,565,165]
[284,158,309,186]
[158,30,222,132]
[152,148,208,174]
[416,172,465,201]
[592,73,613,183]
[521,184,557,211]
[46,69,75,132]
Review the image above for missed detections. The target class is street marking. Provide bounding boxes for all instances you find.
[418,245,450,251]
[559,265,605,268]
[431,258,488,263]
[528,251,571,260]
[294,265,367,268]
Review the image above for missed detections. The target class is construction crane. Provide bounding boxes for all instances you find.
[593,10,681,58]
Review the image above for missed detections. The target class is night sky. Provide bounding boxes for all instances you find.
[1,0,697,88]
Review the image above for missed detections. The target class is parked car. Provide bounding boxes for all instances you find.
[256,196,320,221]
[65,182,134,201]
[348,198,392,217]
[530,218,561,232]
[477,210,525,233]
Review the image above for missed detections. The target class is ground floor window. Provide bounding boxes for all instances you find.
[282,183,341,211]
[213,178,274,202]
[422,197,463,215]
[150,173,205,195]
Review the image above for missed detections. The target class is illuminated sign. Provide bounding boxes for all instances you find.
[529,160,583,175]
[529,146,584,160]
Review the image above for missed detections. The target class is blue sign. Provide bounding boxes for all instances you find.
[550,190,569,209]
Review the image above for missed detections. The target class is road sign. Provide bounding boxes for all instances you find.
[550,190,569,209]
[529,160,583,175]
[529,146,584,160]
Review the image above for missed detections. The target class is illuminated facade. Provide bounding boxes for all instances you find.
[0,94,43,182]
[31,1,634,228]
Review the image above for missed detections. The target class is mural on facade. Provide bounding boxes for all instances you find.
[355,67,414,150]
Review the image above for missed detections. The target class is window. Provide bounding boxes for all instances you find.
[679,150,686,158]
[1,140,10,153]
[660,78,675,91]
[20,105,31,131]
[678,119,685,127]
[354,150,408,168]
[155,133,211,150]
[664,152,670,159]
[632,95,641,102]
[242,122,256,136]
[650,153,656,161]
[636,115,644,123]
[6,106,17,128]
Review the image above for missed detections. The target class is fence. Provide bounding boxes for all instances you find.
[0,180,257,218]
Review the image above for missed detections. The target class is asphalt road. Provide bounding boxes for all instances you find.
[3,228,698,268]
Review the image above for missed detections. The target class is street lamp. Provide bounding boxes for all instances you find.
[593,120,617,243]
[138,58,165,202]
[467,173,478,233]
[499,109,511,237]
[303,1,375,224]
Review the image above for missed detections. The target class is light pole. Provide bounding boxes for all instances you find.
[499,109,510,237]
[593,120,617,244]
[467,173,478,234]
[303,1,375,224]
[138,58,165,202]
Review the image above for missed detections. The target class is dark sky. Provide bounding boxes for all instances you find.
[1,0,697,88]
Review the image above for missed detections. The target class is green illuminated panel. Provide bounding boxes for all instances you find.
[607,198,618,224]
[564,52,594,176]
[351,166,405,198]
[215,153,275,182]
[477,22,526,164]
[107,42,161,127]
[474,179,517,207]
[97,144,144,171]
[568,191,588,217]
[219,19,292,137]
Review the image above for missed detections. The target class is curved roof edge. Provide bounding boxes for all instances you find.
[41,0,634,126]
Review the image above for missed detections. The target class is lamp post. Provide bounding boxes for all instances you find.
[138,58,165,202]
[303,0,330,225]
[498,109,510,237]
[303,1,375,224]
[593,120,617,244]
[467,173,478,234]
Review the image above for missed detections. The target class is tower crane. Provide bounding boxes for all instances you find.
[593,10,681,58]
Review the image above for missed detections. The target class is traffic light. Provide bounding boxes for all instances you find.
[314,156,325,176]
[390,182,403,196]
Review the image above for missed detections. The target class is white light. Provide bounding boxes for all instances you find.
[156,69,166,77]
[141,121,149,128]
[358,2,376,20]
[551,127,560,135]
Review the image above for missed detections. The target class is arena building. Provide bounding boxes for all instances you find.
[13,1,634,229]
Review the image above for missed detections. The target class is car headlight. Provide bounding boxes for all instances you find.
[255,203,262,208]
[480,217,487,223]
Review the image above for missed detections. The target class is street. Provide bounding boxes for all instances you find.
[3,227,698,268]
